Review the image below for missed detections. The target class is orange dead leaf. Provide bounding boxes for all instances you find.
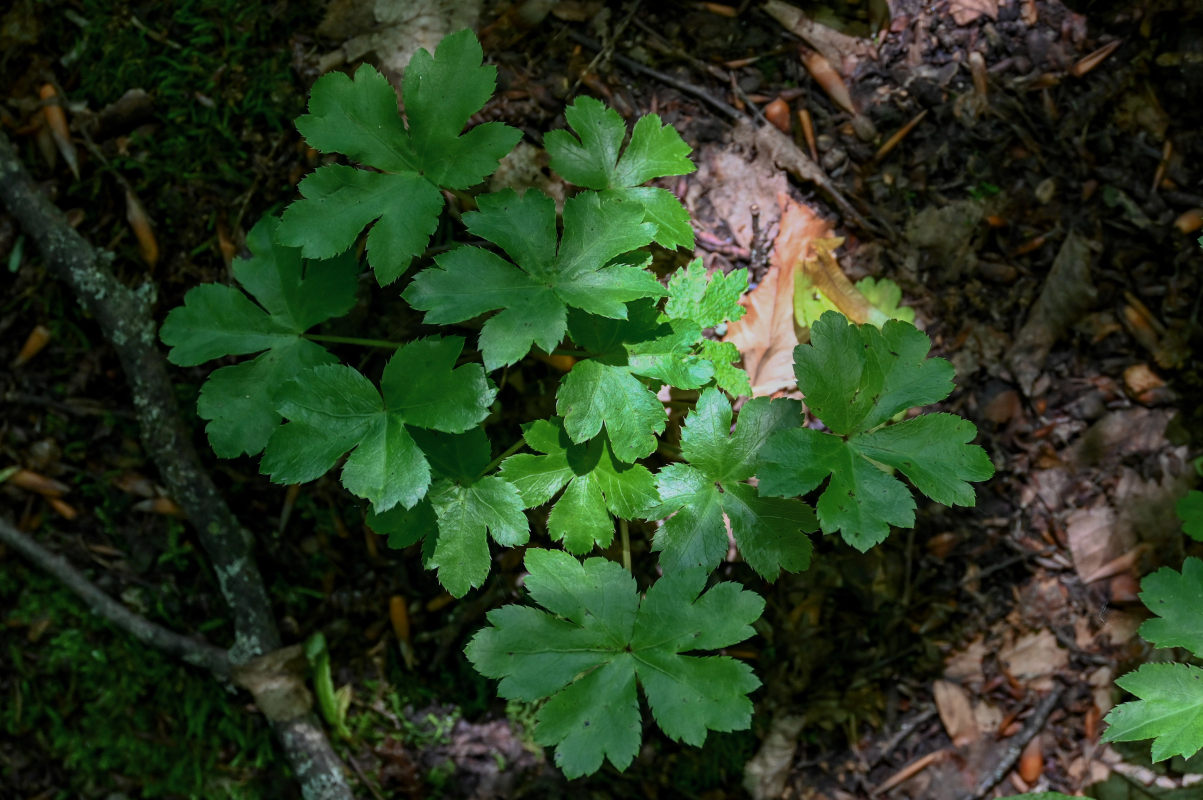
[800,50,855,114]
[389,595,411,643]
[533,351,576,371]
[797,108,817,161]
[5,468,70,497]
[132,496,184,516]
[39,84,80,179]
[47,497,78,520]
[13,324,52,367]
[723,195,833,395]
[764,97,791,133]
[125,188,159,269]
[1018,734,1044,782]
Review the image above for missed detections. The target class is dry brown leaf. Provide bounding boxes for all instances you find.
[948,0,998,26]
[723,195,833,395]
[1065,505,1133,584]
[934,679,979,746]
[999,629,1068,691]
[125,188,159,269]
[13,324,52,367]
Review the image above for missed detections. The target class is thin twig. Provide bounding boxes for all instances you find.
[959,684,1066,800]
[0,517,232,678]
[564,29,744,120]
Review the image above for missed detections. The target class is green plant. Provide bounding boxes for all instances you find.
[1100,490,1203,760]
[160,29,993,777]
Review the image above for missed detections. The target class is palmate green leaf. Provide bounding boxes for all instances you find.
[465,549,763,778]
[499,418,658,553]
[403,189,662,369]
[367,428,529,596]
[662,259,751,395]
[159,215,356,458]
[1137,559,1203,656]
[260,337,494,512]
[545,96,696,249]
[759,312,993,551]
[1179,490,1203,541]
[279,31,521,284]
[1102,663,1203,761]
[552,302,713,462]
[650,389,815,578]
[664,259,747,330]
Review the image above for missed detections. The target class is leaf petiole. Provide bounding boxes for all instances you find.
[480,438,526,477]
[305,333,404,349]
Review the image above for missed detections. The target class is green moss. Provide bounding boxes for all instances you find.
[0,562,278,798]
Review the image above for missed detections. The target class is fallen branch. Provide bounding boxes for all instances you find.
[0,517,231,678]
[959,684,1066,800]
[0,131,352,800]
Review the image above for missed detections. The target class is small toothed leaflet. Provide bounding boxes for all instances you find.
[161,28,995,777]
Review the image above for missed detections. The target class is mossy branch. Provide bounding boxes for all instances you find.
[0,131,353,800]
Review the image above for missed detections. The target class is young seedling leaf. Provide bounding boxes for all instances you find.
[664,259,747,330]
[545,96,696,249]
[404,189,660,370]
[465,549,763,778]
[260,337,495,512]
[662,259,752,395]
[1102,662,1203,761]
[159,215,356,457]
[279,31,521,284]
[759,312,993,551]
[499,418,658,553]
[649,388,815,578]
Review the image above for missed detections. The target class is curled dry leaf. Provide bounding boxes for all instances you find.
[39,84,80,179]
[723,195,833,395]
[800,50,855,114]
[1018,733,1044,782]
[13,324,52,367]
[5,468,70,497]
[125,188,159,269]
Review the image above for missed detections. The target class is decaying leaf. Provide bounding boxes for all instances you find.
[724,195,833,395]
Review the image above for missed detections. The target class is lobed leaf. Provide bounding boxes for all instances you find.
[260,337,495,512]
[499,418,658,554]
[545,96,696,249]
[649,389,815,578]
[759,312,993,551]
[465,549,763,777]
[280,31,521,283]
[159,216,356,457]
[404,189,660,370]
[1102,662,1203,762]
[664,259,747,330]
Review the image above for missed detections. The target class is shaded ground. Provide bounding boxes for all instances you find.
[2,0,1201,798]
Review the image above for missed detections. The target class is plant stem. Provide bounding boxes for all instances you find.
[482,439,526,476]
[306,333,403,349]
[620,519,631,572]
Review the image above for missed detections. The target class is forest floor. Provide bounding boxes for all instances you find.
[1,0,1202,798]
